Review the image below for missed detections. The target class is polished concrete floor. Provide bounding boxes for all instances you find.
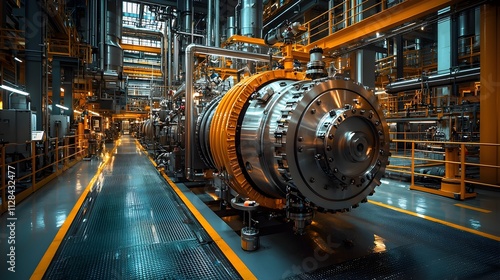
[0,136,499,279]
[179,178,500,279]
[0,157,102,280]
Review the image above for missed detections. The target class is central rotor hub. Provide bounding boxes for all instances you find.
[346,131,371,162]
[317,106,380,186]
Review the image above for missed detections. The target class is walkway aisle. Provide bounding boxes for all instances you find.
[42,136,240,279]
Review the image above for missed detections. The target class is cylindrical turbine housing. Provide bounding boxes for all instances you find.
[196,71,390,211]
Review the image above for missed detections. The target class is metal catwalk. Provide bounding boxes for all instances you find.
[43,137,240,279]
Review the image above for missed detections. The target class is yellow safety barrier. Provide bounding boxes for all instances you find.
[387,139,500,200]
[0,135,89,214]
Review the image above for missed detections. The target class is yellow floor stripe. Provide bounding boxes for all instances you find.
[137,140,257,280]
[31,145,118,279]
[368,200,500,242]
[454,203,492,213]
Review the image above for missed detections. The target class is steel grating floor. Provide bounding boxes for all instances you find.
[44,137,240,279]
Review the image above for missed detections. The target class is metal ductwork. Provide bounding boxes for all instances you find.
[240,0,262,37]
[227,16,237,39]
[100,0,123,78]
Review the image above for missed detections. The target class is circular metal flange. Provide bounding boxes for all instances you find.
[285,77,390,210]
[196,95,222,168]
[209,70,305,209]
[322,108,382,186]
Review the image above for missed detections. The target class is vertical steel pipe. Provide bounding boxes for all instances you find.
[184,44,278,179]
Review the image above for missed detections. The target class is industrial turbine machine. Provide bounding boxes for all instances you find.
[186,46,391,234]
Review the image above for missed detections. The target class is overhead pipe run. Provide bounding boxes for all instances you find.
[385,67,480,94]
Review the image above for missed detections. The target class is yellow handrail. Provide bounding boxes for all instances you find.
[0,135,89,213]
[388,139,500,198]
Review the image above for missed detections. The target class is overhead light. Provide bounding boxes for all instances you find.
[409,120,436,124]
[74,109,83,114]
[60,87,65,92]
[0,84,30,96]
[55,104,69,110]
[14,57,23,63]
[392,22,416,33]
[88,110,100,116]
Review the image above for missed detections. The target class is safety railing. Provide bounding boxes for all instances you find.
[458,34,480,67]
[387,139,500,200]
[0,28,24,51]
[0,135,88,214]
[376,49,438,73]
[47,26,84,58]
[298,0,407,46]
[263,0,294,21]
[123,66,162,78]
[379,91,478,121]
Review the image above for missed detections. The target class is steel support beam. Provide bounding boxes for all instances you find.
[479,2,500,184]
[63,67,74,120]
[52,60,62,115]
[305,0,462,52]
[24,0,44,130]
[122,43,161,54]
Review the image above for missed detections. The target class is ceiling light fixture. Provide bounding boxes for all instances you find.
[55,104,69,110]
[0,84,30,96]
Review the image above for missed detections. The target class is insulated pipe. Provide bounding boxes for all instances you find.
[227,16,236,38]
[235,0,241,35]
[214,0,220,47]
[167,8,173,91]
[185,44,282,179]
[241,0,259,37]
[107,0,123,73]
[207,0,213,46]
[172,84,185,100]
[173,35,179,81]
[162,23,166,88]
[183,0,193,34]
[99,0,106,71]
